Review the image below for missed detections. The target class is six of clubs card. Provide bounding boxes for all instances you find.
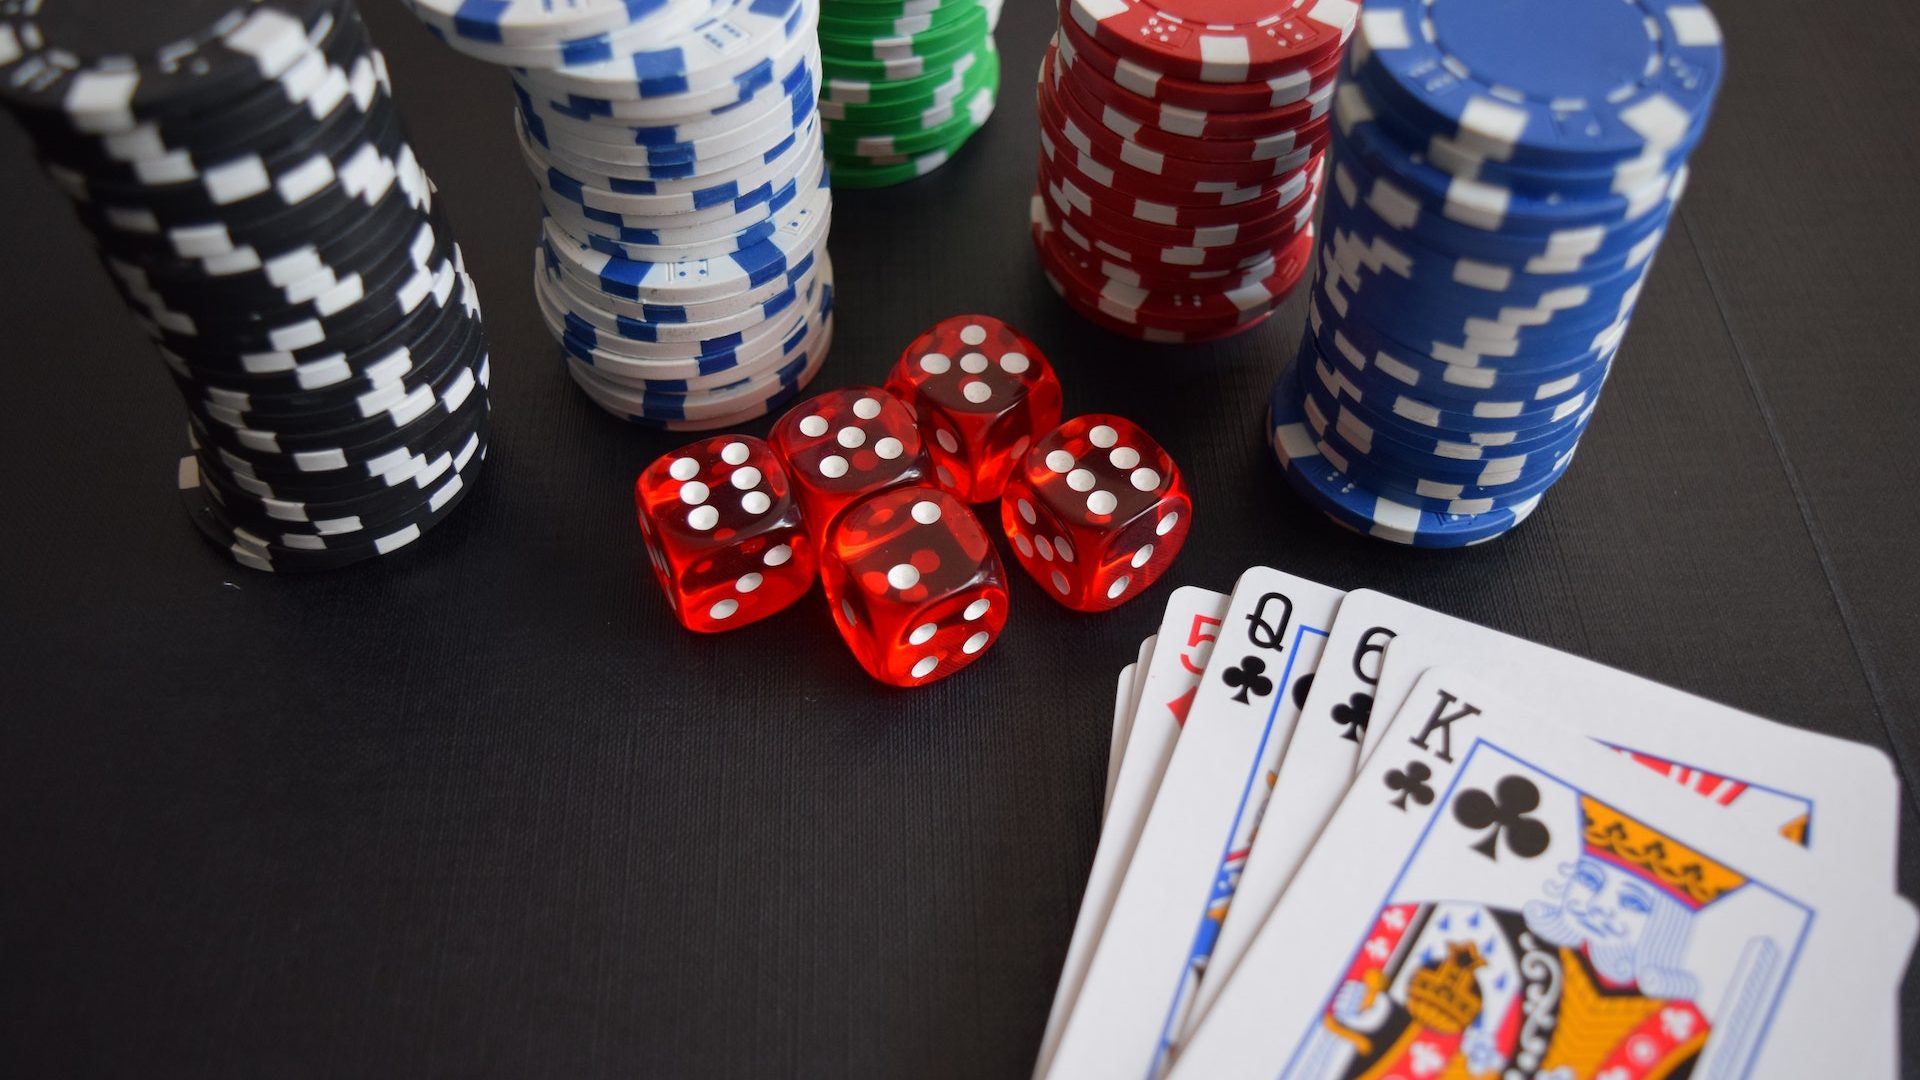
[1040,573,1915,1080]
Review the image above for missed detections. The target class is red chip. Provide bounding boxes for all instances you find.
[1062,0,1356,88]
[1032,192,1315,333]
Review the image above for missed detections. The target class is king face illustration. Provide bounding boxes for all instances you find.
[1284,794,1787,1080]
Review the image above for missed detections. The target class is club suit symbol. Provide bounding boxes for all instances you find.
[1453,775,1551,860]
[1291,672,1313,709]
[1383,761,1434,811]
[1329,692,1371,742]
[1222,655,1274,705]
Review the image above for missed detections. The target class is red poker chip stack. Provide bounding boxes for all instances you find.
[1030,0,1357,343]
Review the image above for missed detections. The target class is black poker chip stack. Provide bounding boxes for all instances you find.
[0,0,490,572]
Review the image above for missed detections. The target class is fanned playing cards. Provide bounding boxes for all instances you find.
[1037,573,1915,1080]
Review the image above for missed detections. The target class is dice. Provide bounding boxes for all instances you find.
[635,435,815,633]
[885,315,1063,504]
[820,485,1009,686]
[769,386,933,548]
[1000,415,1191,612]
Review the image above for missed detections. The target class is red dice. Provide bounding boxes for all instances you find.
[1000,415,1191,612]
[635,435,815,632]
[885,315,1063,504]
[769,386,933,548]
[820,485,1009,686]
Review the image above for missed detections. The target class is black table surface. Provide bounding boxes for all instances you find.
[3,1,1917,1076]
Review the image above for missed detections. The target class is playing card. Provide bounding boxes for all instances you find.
[1107,635,1157,818]
[1340,590,1899,892]
[1173,668,1917,1080]
[1182,599,1394,1036]
[1049,568,1343,1079]
[1034,588,1228,1080]
[1110,663,1138,818]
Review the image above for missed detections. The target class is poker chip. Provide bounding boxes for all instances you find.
[1263,0,1724,547]
[403,0,836,421]
[1,0,491,571]
[817,0,1002,188]
[1030,0,1352,343]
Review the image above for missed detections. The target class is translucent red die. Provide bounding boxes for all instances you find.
[1000,415,1191,612]
[820,485,1009,686]
[769,385,933,548]
[884,315,1063,504]
[635,435,815,633]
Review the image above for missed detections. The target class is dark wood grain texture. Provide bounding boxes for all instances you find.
[0,0,1915,1075]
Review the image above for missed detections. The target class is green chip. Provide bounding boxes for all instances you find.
[821,0,980,13]
[824,81,997,159]
[821,42,994,108]
[819,45,999,130]
[819,0,980,38]
[818,21,982,82]
[827,97,993,189]
[818,4,986,63]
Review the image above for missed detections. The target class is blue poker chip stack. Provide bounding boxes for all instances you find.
[404,0,837,430]
[1266,0,1725,547]
[1,0,492,572]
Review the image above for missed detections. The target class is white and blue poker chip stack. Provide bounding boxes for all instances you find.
[0,0,493,572]
[1265,0,1725,547]
[404,0,836,430]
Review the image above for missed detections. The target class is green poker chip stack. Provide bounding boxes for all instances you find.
[819,0,1003,189]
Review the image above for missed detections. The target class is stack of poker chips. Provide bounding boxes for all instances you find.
[1028,0,1356,344]
[0,0,491,572]
[404,0,836,431]
[1266,0,1723,547]
[818,0,1002,189]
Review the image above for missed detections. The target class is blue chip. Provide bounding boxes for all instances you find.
[1266,359,1544,548]
[1329,97,1688,235]
[1352,0,1726,168]
[1295,342,1596,489]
